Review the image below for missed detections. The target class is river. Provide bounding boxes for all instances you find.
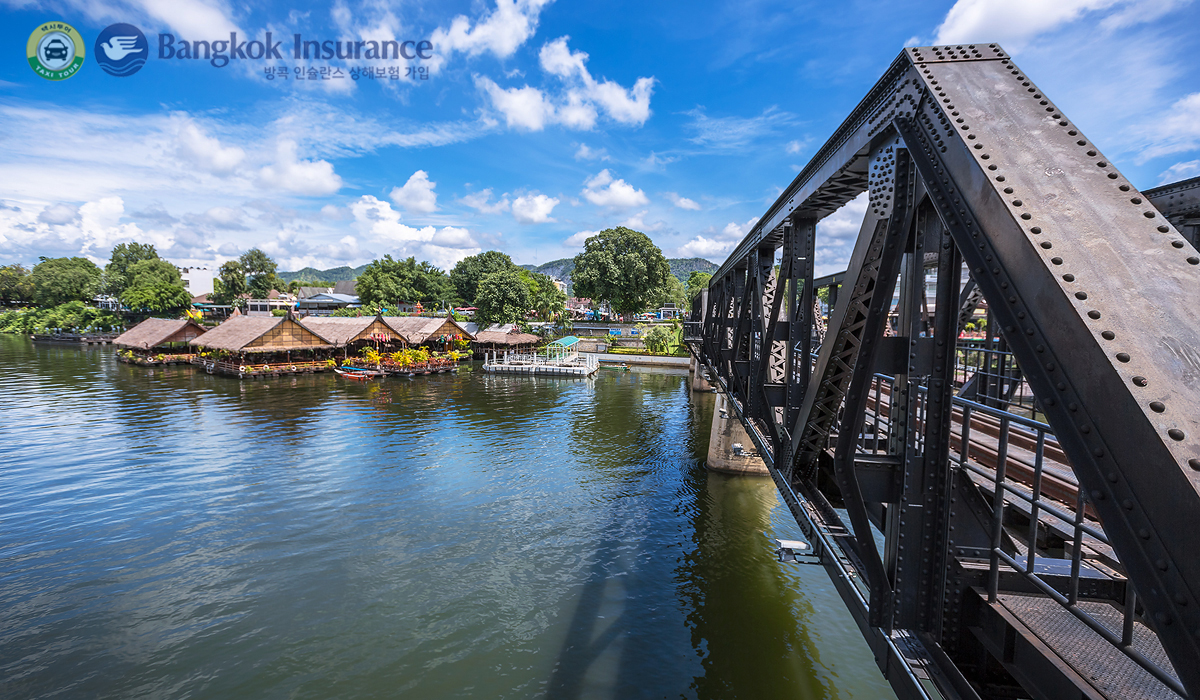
[0,335,893,699]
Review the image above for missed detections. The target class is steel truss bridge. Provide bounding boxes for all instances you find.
[684,44,1200,700]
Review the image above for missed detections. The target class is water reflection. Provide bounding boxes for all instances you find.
[0,336,890,699]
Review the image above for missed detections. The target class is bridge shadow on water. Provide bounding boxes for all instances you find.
[544,384,879,700]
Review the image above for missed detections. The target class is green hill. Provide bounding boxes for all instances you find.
[519,257,717,296]
[277,265,368,283]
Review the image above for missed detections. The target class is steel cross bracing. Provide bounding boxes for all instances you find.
[689,43,1200,700]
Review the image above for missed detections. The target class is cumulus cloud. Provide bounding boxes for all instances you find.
[257,139,342,196]
[175,120,245,174]
[565,229,596,247]
[814,192,870,277]
[675,217,759,260]
[460,188,511,214]
[350,195,480,269]
[38,203,80,225]
[1136,92,1200,162]
[389,170,439,213]
[476,36,654,132]
[429,0,554,72]
[511,193,560,223]
[665,192,701,211]
[935,0,1122,49]
[582,170,649,209]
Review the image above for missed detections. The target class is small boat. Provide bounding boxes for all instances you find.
[335,367,386,380]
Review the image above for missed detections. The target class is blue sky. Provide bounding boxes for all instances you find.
[1,0,1198,276]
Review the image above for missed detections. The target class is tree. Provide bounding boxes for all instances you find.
[571,227,671,318]
[0,264,35,304]
[31,257,102,307]
[450,250,515,305]
[211,260,247,307]
[357,255,413,310]
[127,259,182,287]
[637,323,674,354]
[685,271,712,301]
[475,268,532,326]
[653,273,687,309]
[521,270,567,321]
[122,283,192,314]
[104,242,159,297]
[239,248,279,298]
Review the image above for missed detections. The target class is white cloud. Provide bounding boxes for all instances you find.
[257,139,342,196]
[684,107,799,151]
[564,230,596,247]
[574,143,609,161]
[460,188,511,214]
[38,203,80,225]
[675,217,759,260]
[1136,92,1200,162]
[619,210,665,232]
[582,169,649,209]
[175,119,245,174]
[389,170,439,213]
[429,0,554,72]
[935,0,1122,49]
[640,152,678,170]
[350,196,480,269]
[476,36,654,132]
[665,192,701,211]
[814,192,869,277]
[511,193,560,223]
[1159,159,1200,184]
[785,138,811,155]
[475,77,556,131]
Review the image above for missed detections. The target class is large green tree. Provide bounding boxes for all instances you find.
[450,250,515,305]
[0,264,35,304]
[571,227,671,317]
[211,260,248,307]
[653,273,687,309]
[121,259,189,314]
[31,257,102,307]
[104,242,159,297]
[239,248,279,298]
[475,268,532,326]
[357,256,455,310]
[521,270,566,321]
[685,271,712,301]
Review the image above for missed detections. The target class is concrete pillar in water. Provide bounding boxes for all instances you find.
[689,354,712,392]
[706,391,769,476]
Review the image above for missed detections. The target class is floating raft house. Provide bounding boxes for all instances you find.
[112,318,207,365]
[189,314,335,377]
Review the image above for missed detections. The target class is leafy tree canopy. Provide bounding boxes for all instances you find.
[653,273,687,309]
[32,257,102,307]
[122,283,192,314]
[520,270,567,321]
[237,248,280,298]
[685,271,712,301]
[571,227,670,317]
[475,268,532,326]
[127,259,182,288]
[450,250,514,305]
[0,264,35,304]
[104,242,159,297]
[211,260,248,307]
[357,255,454,310]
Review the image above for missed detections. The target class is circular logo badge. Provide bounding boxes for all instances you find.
[94,23,147,76]
[27,22,85,81]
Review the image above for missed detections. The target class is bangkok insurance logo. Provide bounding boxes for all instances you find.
[27,21,85,80]
[94,23,148,76]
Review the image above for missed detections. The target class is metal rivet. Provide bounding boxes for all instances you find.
[1131,197,1142,204]
[1169,429,1186,441]
[1160,226,1171,233]
[1052,257,1063,265]
[1075,292,1087,300]
[1088,310,1101,319]
[1189,458,1200,471]
[1031,227,1042,233]
[1021,213,1032,220]
[1041,241,1053,249]
[1117,352,1131,363]
[1150,401,1165,413]
[1188,257,1199,265]
[1133,376,1147,387]
[1101,330,1114,339]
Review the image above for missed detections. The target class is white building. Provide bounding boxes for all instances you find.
[179,267,214,297]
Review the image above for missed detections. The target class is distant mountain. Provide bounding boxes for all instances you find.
[278,265,368,283]
[668,257,718,281]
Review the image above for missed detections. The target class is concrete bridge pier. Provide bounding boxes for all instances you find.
[689,354,712,392]
[706,391,769,476]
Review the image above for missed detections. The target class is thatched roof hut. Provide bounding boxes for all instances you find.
[473,328,541,348]
[299,315,397,346]
[383,316,474,345]
[189,315,334,353]
[113,318,207,350]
